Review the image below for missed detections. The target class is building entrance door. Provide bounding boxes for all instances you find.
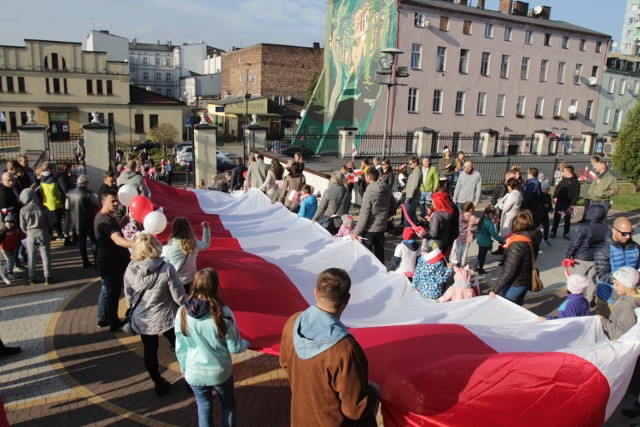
[49,112,69,141]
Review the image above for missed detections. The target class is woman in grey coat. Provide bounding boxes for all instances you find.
[311,171,351,234]
[124,234,186,397]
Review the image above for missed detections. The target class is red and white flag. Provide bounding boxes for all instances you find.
[147,180,640,427]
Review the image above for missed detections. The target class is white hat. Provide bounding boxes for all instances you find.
[613,267,640,289]
[566,274,589,294]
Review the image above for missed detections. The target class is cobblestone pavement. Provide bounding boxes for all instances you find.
[1,192,639,425]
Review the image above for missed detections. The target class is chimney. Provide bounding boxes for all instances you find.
[499,0,513,14]
[313,42,320,49]
[477,0,485,9]
[512,1,529,16]
[455,0,469,5]
[539,6,551,19]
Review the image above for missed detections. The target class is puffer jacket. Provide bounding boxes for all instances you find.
[162,227,211,286]
[353,181,391,235]
[422,210,452,252]
[117,169,151,197]
[19,188,55,239]
[566,204,608,261]
[311,183,350,222]
[494,229,542,293]
[124,257,186,335]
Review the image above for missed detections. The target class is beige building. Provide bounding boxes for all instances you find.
[0,39,185,148]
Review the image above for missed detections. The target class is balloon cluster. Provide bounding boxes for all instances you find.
[117,185,167,235]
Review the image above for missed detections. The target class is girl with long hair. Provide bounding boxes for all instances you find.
[161,217,211,294]
[175,268,249,427]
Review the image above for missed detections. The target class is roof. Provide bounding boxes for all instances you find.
[129,43,174,52]
[129,85,185,105]
[401,0,611,38]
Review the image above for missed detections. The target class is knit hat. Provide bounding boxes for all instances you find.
[612,267,640,289]
[341,215,353,227]
[402,227,415,241]
[3,212,15,224]
[566,274,589,294]
[541,181,551,191]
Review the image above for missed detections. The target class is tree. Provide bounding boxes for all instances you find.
[304,70,320,108]
[148,123,179,156]
[613,101,640,190]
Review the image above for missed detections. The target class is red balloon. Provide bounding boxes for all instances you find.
[129,195,154,223]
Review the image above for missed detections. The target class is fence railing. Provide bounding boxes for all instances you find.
[0,133,21,163]
[47,130,81,164]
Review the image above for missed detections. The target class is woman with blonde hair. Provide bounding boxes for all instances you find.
[124,233,186,396]
[175,268,248,427]
[162,217,211,294]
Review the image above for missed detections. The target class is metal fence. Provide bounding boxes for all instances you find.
[47,130,80,164]
[355,132,413,157]
[267,134,341,157]
[0,133,21,163]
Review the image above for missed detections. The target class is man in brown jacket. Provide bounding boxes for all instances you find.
[280,268,379,426]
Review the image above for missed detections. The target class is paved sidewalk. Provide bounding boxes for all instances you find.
[1,200,639,425]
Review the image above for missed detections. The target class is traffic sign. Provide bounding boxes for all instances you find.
[185,117,192,127]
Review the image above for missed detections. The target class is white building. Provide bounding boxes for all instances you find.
[83,30,129,62]
[620,0,640,56]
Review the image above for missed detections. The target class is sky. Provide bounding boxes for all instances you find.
[0,0,628,51]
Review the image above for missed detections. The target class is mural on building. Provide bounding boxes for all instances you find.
[297,0,397,151]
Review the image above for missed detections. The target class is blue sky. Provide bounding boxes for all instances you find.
[0,0,627,50]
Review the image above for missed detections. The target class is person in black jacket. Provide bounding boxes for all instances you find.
[229,157,246,191]
[490,210,542,306]
[522,168,544,227]
[565,204,608,305]
[551,165,580,239]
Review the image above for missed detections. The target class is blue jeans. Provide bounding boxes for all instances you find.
[191,375,236,427]
[77,228,97,264]
[98,274,123,327]
[500,284,528,306]
[419,191,432,218]
[404,197,420,228]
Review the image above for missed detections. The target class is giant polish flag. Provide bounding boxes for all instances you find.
[147,180,640,426]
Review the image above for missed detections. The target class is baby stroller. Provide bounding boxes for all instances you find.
[387,191,405,236]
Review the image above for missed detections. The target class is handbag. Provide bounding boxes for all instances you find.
[527,243,544,292]
[122,261,165,335]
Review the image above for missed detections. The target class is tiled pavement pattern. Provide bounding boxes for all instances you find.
[1,192,639,425]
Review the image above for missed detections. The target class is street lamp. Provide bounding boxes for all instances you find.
[242,63,252,164]
[376,48,407,158]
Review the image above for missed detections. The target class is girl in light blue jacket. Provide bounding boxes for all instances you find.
[162,217,211,294]
[175,268,249,427]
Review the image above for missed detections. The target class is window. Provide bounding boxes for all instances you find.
[166,89,172,98]
[143,72,149,81]
[150,114,159,129]
[433,89,443,113]
[53,78,60,94]
[585,100,593,120]
[613,109,622,131]
[9,112,17,132]
[562,36,569,49]
[0,78,2,92]
[165,73,172,82]
[516,96,526,116]
[603,107,610,124]
[408,88,419,112]
[504,27,512,41]
[156,72,161,81]
[544,33,551,46]
[539,59,548,82]
[570,99,578,115]
[476,92,486,115]
[579,39,586,51]
[620,79,627,95]
[45,78,50,93]
[165,58,172,66]
[485,23,494,38]
[463,20,472,35]
[500,54,509,78]
[51,53,59,70]
[574,64,582,84]
[459,49,469,74]
[97,80,103,95]
[106,80,113,95]
[436,46,446,72]
[496,94,506,117]
[20,112,27,125]
[134,114,144,133]
[535,96,544,117]
[525,30,533,45]
[155,56,161,66]
[553,98,562,117]
[86,79,93,94]
[480,52,490,76]
[591,66,599,78]
[633,80,640,96]
[361,12,367,31]
[439,16,449,31]
[455,91,466,114]
[521,57,530,80]
[411,43,422,69]
[17,77,25,93]
[108,113,114,127]
[6,77,14,93]
[415,13,428,27]
[596,41,603,53]
[142,57,148,65]
[63,79,68,94]
[608,77,615,93]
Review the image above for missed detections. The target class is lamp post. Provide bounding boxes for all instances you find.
[242,63,252,164]
[376,48,407,158]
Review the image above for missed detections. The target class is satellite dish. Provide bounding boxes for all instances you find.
[381,47,404,55]
[567,105,577,115]
[286,95,292,102]
[533,5,543,15]
[612,41,619,48]
[588,77,597,86]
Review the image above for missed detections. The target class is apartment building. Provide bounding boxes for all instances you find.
[620,0,640,56]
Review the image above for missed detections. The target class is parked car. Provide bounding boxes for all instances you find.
[132,140,161,151]
[176,148,235,171]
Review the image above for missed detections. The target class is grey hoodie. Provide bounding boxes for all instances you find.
[293,305,350,360]
[117,170,150,197]
[19,188,55,239]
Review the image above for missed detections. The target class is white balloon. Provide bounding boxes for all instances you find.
[143,210,167,235]
[118,184,138,207]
